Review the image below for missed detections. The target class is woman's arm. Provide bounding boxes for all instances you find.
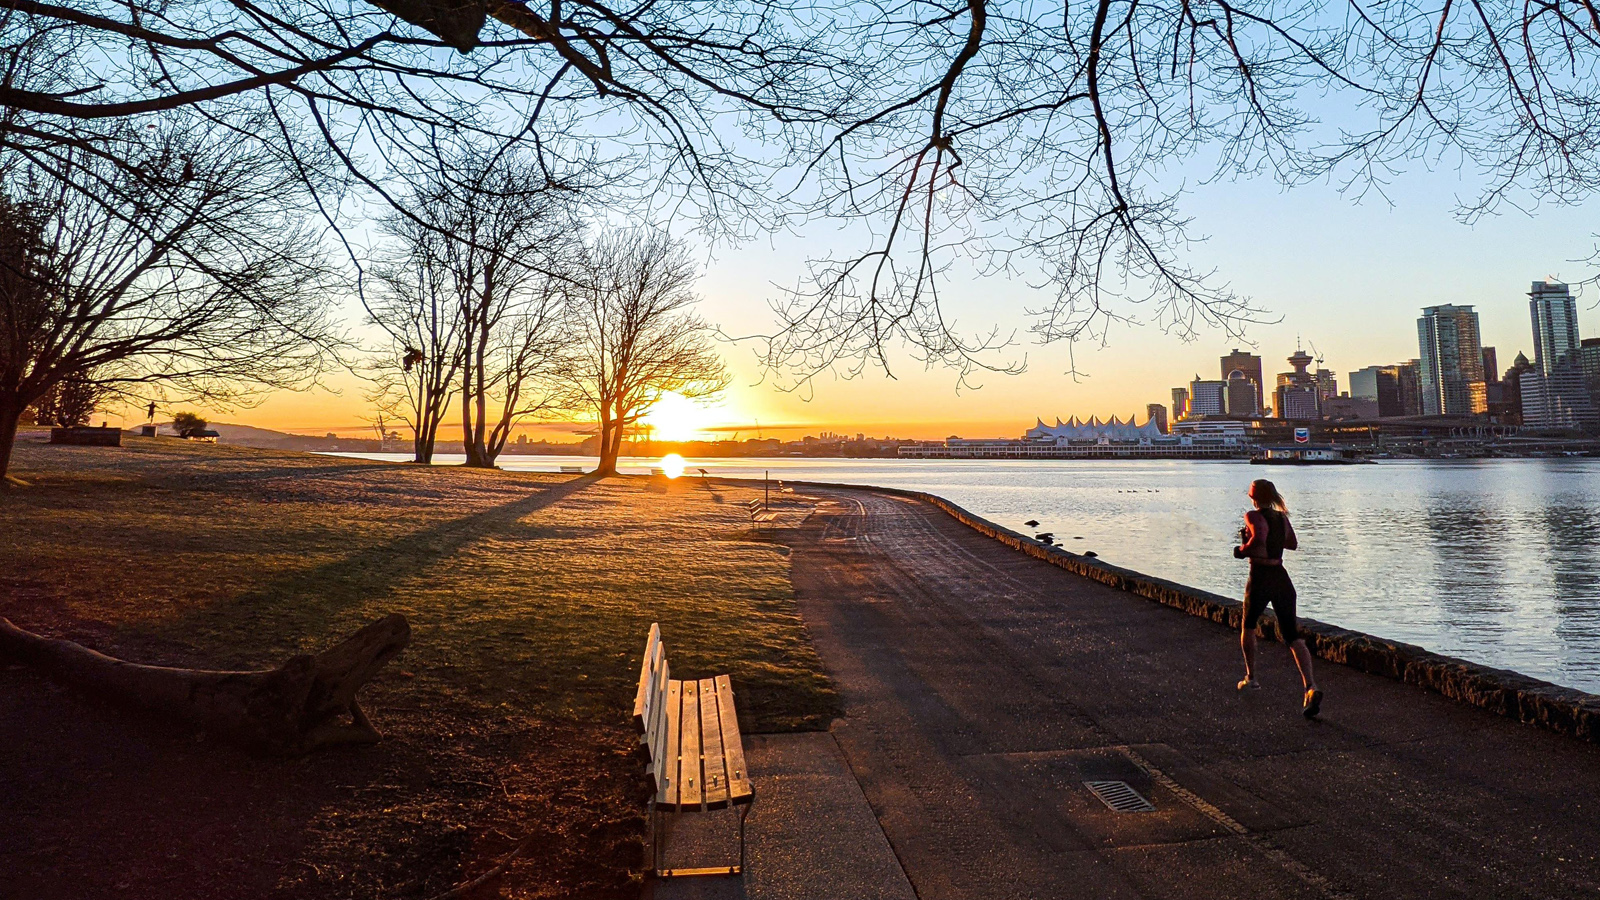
[1283,515,1298,551]
[1235,510,1267,558]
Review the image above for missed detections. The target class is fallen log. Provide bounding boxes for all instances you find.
[0,614,411,754]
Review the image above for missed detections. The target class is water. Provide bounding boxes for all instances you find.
[330,453,1600,694]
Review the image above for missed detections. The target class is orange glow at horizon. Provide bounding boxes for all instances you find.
[98,343,1202,444]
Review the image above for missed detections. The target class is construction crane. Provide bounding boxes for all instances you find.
[1307,339,1326,370]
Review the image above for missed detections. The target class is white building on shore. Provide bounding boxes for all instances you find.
[899,415,1250,459]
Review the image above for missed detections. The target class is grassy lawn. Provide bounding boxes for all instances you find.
[0,434,837,899]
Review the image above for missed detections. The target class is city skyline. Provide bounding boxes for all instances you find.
[122,252,1600,442]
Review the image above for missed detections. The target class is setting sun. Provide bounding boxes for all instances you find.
[658,453,686,478]
[641,391,723,442]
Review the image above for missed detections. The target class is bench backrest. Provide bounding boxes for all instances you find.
[634,622,669,738]
[634,624,674,794]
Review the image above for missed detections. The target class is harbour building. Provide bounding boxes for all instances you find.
[1417,305,1488,416]
[898,416,1249,458]
[1581,338,1600,399]
[1393,360,1424,415]
[1348,365,1404,417]
[1225,371,1258,417]
[1530,279,1581,371]
[1314,369,1338,403]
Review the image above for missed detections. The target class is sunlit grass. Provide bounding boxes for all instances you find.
[0,435,837,897]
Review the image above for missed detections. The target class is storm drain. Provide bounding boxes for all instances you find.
[1083,780,1156,812]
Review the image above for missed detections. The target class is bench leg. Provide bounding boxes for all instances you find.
[737,800,753,874]
[650,803,662,874]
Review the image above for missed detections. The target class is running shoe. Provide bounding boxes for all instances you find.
[1237,678,1259,691]
[1303,688,1324,718]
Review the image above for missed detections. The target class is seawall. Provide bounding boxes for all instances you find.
[778,478,1600,745]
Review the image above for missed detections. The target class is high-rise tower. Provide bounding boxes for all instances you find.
[1219,349,1263,416]
[1417,305,1487,416]
[1521,279,1596,429]
[1529,279,1580,374]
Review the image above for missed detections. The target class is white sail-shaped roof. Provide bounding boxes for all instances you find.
[1024,414,1168,443]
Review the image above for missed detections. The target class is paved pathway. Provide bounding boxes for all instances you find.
[785,488,1600,900]
[649,733,915,900]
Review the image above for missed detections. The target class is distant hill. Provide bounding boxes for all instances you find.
[206,422,317,445]
[137,421,317,446]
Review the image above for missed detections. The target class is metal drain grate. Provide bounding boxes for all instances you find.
[1083,780,1156,812]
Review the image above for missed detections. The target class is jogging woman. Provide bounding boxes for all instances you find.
[1234,479,1323,718]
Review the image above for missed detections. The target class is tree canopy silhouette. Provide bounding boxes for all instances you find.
[0,117,341,479]
[6,0,1600,383]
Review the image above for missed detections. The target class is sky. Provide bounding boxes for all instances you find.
[108,149,1600,442]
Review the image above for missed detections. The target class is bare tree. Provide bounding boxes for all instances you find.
[30,367,109,426]
[558,228,729,476]
[365,213,465,464]
[471,289,568,463]
[366,148,576,467]
[444,151,575,467]
[11,0,1600,386]
[0,117,341,480]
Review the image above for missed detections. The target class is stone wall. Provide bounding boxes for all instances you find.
[793,479,1600,745]
[49,426,122,447]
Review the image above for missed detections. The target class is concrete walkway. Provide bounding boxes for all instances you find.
[648,732,915,900]
[775,488,1600,900]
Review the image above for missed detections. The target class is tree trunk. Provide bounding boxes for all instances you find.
[0,614,412,755]
[607,411,628,469]
[595,410,618,476]
[0,392,22,483]
[414,390,438,464]
[461,382,485,467]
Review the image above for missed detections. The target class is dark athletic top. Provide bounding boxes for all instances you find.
[1256,509,1286,562]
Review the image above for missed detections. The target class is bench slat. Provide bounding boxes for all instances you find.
[632,624,663,732]
[644,648,668,744]
[660,679,683,806]
[699,677,729,808]
[647,657,671,793]
[715,675,753,803]
[678,679,704,809]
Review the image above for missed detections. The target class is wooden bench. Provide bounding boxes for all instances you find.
[558,465,584,474]
[746,498,777,525]
[633,624,754,877]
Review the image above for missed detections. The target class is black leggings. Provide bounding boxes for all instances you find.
[1243,564,1300,643]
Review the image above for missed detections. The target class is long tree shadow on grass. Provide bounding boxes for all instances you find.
[141,475,601,664]
[156,460,418,487]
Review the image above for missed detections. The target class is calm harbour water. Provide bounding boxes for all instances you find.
[334,453,1600,694]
